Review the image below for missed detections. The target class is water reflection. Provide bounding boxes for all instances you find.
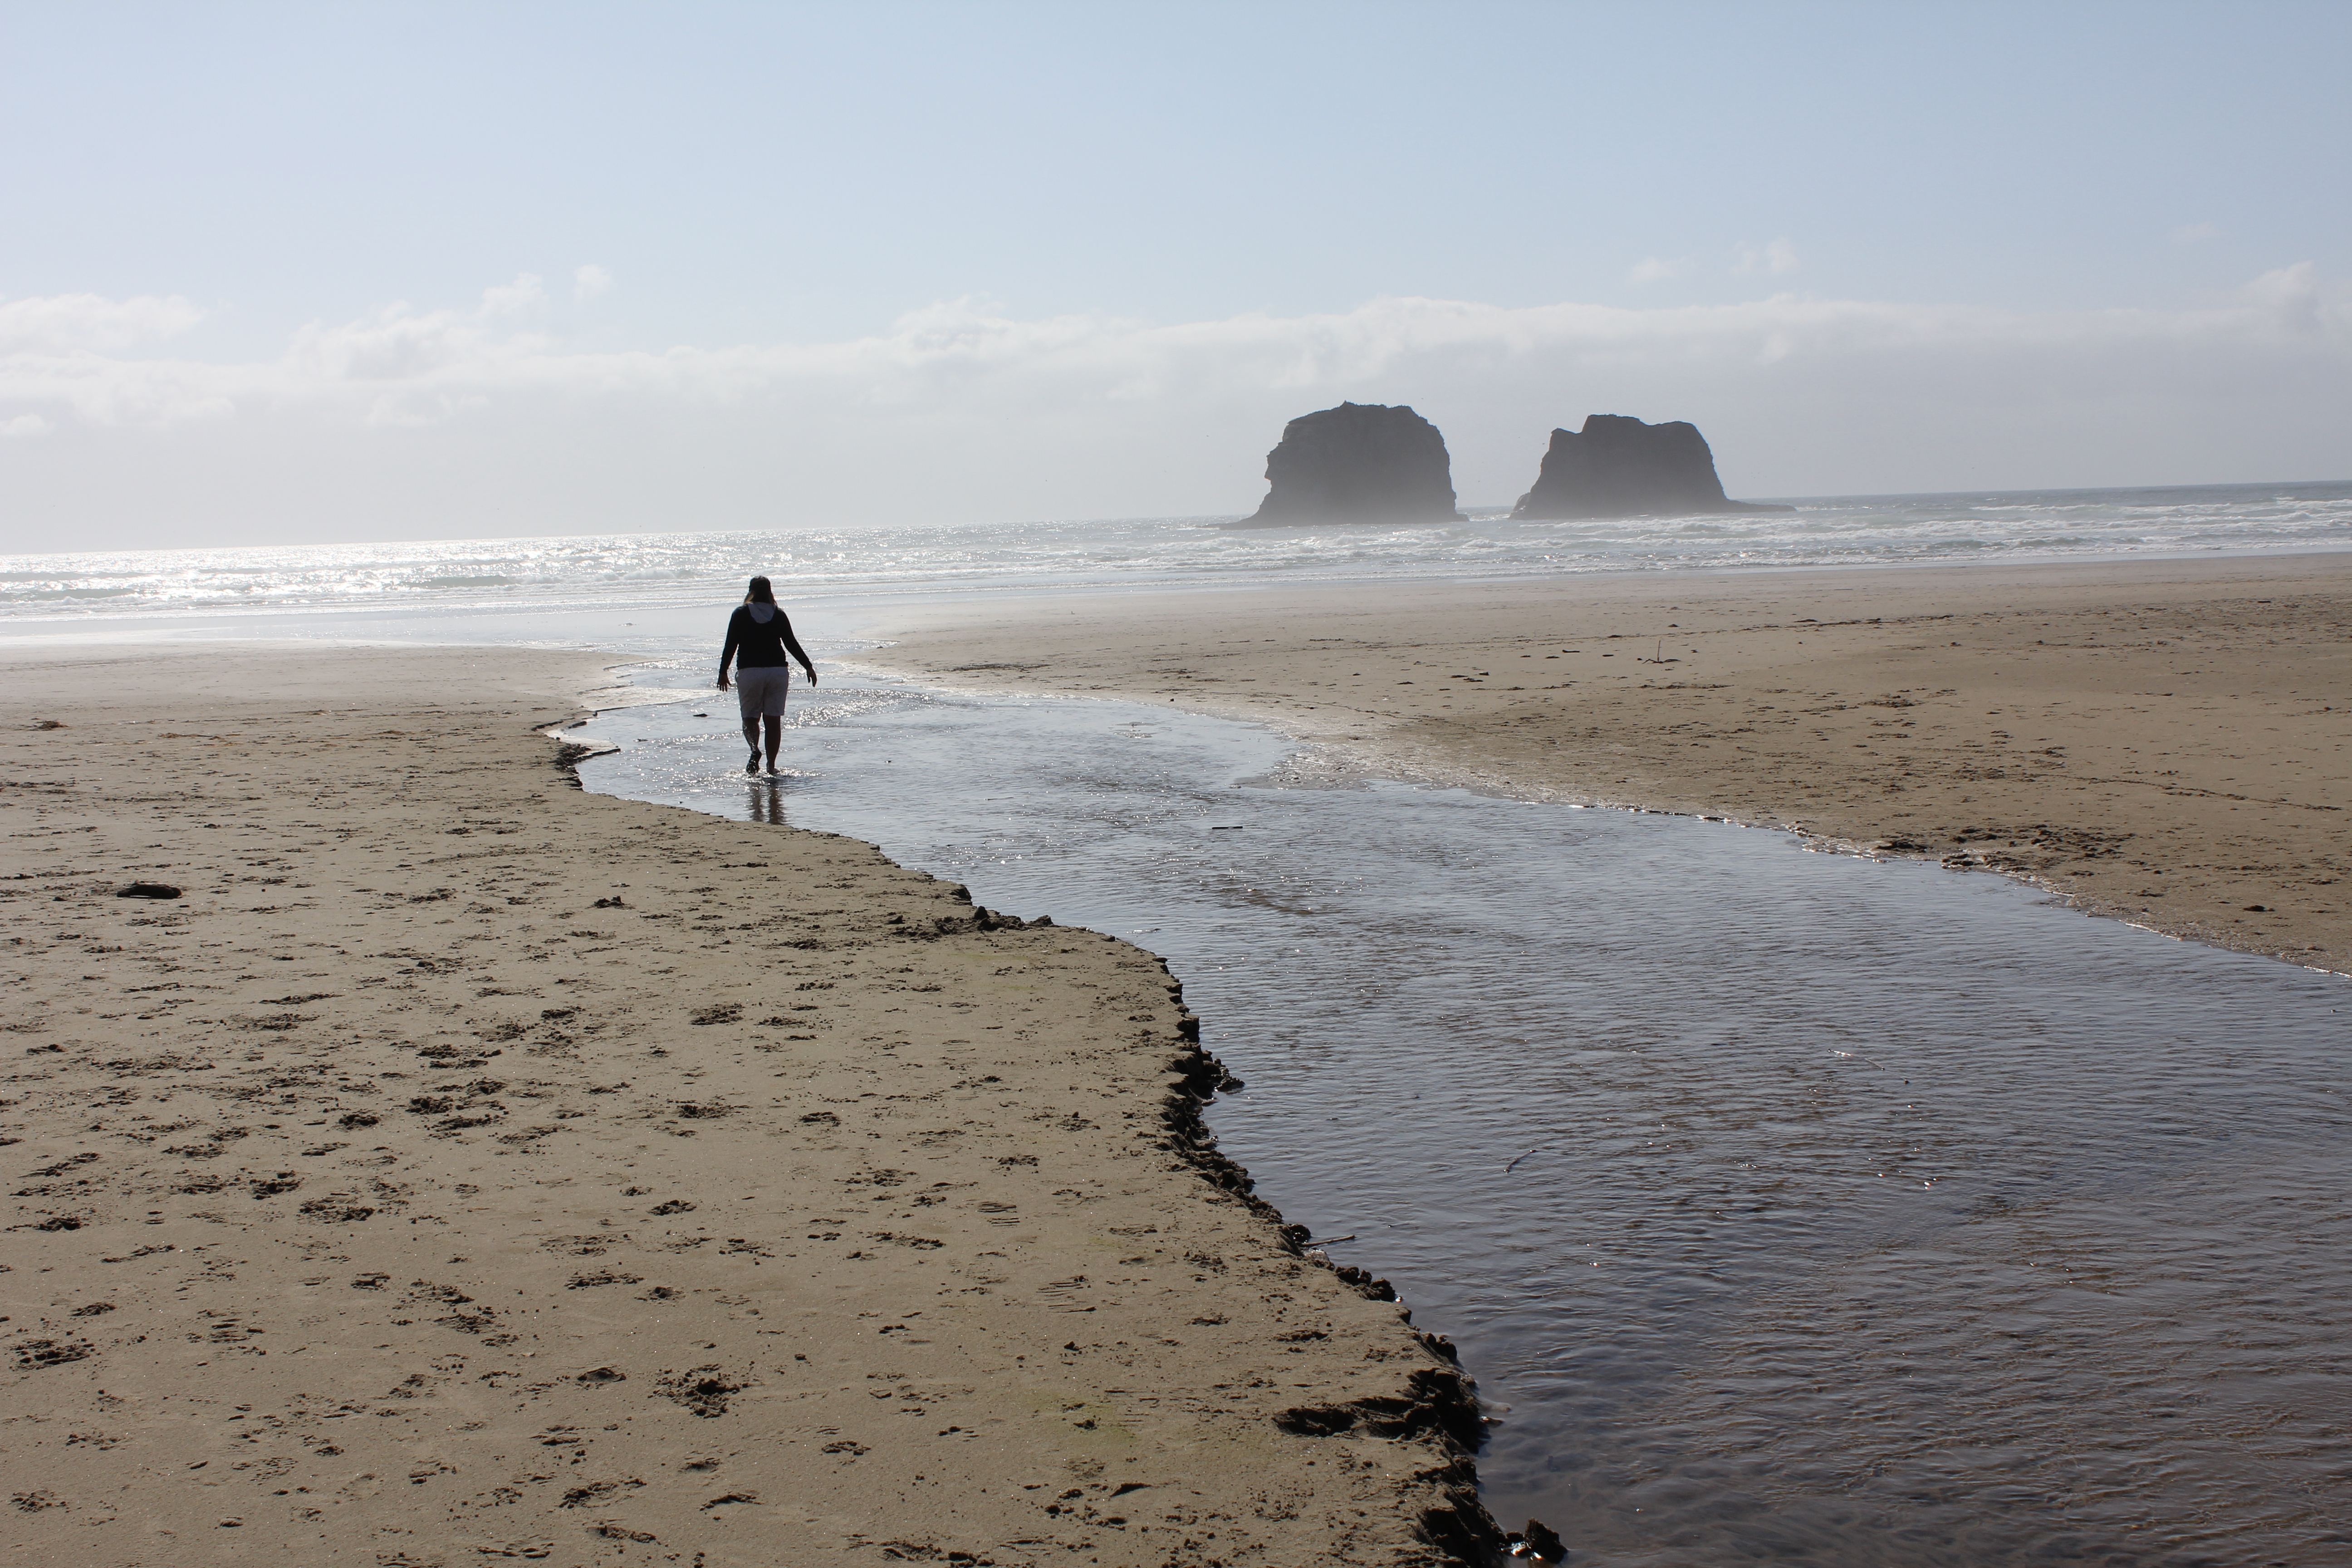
[579,675,2352,1568]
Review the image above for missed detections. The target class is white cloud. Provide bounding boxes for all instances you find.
[1629,255,1696,284]
[574,264,615,302]
[1731,237,1800,276]
[0,292,205,354]
[2243,260,2324,333]
[1,268,2347,547]
[477,273,548,317]
[0,413,51,439]
[2173,221,2222,245]
[15,272,2328,426]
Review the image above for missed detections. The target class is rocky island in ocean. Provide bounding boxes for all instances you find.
[1234,402,1464,526]
[1511,414,1793,519]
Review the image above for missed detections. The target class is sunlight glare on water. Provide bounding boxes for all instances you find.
[4,480,2348,630]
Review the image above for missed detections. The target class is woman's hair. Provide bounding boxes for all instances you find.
[745,576,775,604]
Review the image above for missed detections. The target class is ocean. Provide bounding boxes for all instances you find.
[3,480,2348,644]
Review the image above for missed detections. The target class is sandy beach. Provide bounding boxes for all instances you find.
[1,645,1493,1566]
[872,552,2352,973]
[6,550,2346,1563]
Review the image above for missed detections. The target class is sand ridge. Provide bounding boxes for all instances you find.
[1,645,1494,1566]
[870,553,2352,973]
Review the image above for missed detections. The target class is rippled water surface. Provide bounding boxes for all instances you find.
[578,669,2352,1568]
[5,479,2348,629]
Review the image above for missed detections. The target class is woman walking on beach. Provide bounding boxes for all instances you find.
[717,576,818,776]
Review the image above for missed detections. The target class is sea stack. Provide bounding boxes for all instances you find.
[1236,402,1465,526]
[1509,414,1793,519]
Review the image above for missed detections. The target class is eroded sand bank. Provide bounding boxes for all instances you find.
[871,553,2352,971]
[1,645,1491,1566]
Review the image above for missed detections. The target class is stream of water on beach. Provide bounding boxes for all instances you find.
[578,667,2352,1568]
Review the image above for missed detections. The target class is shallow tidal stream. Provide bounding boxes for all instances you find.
[577,667,2352,1568]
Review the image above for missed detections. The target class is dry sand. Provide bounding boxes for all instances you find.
[1,645,1494,1566]
[871,552,2352,974]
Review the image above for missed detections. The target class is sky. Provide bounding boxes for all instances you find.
[2,0,2347,551]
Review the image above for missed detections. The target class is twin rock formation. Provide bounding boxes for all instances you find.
[1237,402,1790,526]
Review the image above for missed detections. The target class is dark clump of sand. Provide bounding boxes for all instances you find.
[0,644,1497,1565]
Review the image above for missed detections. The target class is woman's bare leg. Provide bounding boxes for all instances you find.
[763,714,784,771]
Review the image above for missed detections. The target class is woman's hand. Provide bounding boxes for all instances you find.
[802,666,818,687]
[716,673,731,691]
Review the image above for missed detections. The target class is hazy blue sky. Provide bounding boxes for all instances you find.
[3,0,2347,549]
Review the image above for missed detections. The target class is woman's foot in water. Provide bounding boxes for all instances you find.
[745,748,760,775]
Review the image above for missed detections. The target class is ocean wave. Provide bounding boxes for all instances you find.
[2,480,2347,622]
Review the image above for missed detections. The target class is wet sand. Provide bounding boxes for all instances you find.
[0,645,1491,1566]
[871,552,2352,972]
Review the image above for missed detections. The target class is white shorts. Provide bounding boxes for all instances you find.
[735,666,791,719]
